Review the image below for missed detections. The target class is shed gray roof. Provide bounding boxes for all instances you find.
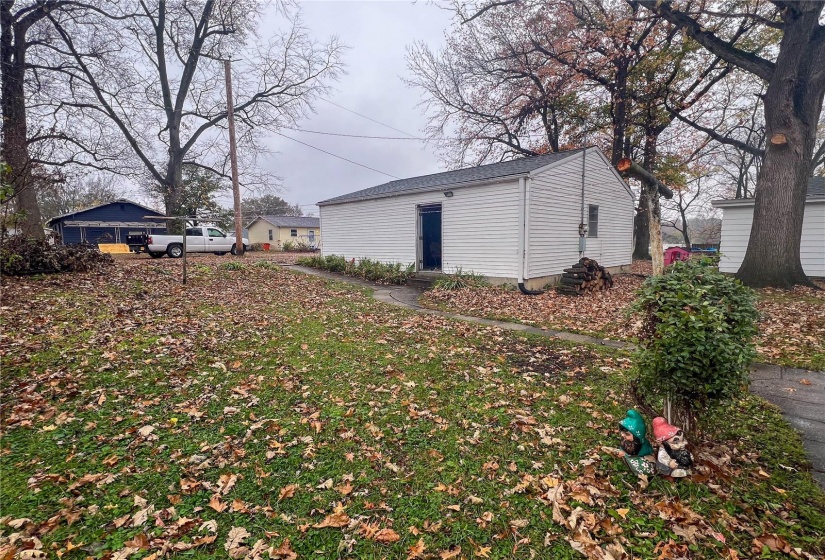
[317,148,586,205]
[713,176,825,207]
[809,176,825,198]
[250,215,320,228]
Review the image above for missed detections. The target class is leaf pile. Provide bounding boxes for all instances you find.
[422,264,825,370]
[1,256,823,559]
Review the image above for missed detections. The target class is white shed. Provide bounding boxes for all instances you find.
[712,177,825,277]
[318,147,635,289]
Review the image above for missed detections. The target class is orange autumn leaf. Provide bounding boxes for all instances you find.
[439,546,461,559]
[208,495,228,512]
[278,484,298,502]
[374,528,401,544]
[407,538,426,559]
[313,511,350,529]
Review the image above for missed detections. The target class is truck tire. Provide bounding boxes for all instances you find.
[167,244,183,258]
[230,243,246,256]
[149,251,164,258]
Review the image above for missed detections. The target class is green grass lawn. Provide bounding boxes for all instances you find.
[1,258,823,559]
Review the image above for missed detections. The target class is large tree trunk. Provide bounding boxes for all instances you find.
[633,190,651,260]
[735,5,825,288]
[610,63,629,166]
[1,4,44,239]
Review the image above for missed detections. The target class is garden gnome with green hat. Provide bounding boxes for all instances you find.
[618,409,656,476]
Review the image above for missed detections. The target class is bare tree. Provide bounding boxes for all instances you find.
[44,0,344,218]
[412,0,751,267]
[37,171,119,219]
[406,17,590,168]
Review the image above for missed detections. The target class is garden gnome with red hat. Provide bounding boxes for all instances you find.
[652,417,693,477]
[618,410,656,476]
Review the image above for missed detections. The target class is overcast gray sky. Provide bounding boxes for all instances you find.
[256,1,453,216]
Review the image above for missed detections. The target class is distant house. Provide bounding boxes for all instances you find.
[318,147,635,289]
[246,216,320,248]
[47,199,167,245]
[712,177,825,277]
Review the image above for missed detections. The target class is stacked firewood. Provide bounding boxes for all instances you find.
[556,257,614,296]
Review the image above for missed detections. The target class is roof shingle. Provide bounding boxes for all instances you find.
[808,176,825,198]
[317,149,585,205]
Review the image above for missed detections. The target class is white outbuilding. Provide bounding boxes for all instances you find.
[713,177,825,277]
[317,147,635,289]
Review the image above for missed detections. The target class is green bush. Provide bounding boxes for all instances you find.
[282,239,313,252]
[630,258,758,420]
[219,261,248,271]
[254,260,279,271]
[433,268,489,290]
[296,255,413,285]
[0,236,113,276]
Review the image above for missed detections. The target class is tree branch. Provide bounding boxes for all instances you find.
[460,0,518,24]
[665,101,765,157]
[631,0,775,81]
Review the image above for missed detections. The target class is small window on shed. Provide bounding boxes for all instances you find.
[268,229,273,241]
[587,205,599,238]
[290,229,297,237]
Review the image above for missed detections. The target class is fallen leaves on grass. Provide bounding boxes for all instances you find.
[1,257,823,560]
[422,265,825,370]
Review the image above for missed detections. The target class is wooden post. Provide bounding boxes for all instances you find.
[182,220,187,285]
[224,59,243,257]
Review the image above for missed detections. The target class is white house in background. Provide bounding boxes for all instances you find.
[317,147,635,290]
[712,177,825,277]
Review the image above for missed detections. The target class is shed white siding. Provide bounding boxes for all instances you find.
[718,200,825,276]
[320,179,521,278]
[527,150,634,278]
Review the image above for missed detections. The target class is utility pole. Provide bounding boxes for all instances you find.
[224,59,244,256]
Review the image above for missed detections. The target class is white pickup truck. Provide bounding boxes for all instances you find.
[146,226,248,258]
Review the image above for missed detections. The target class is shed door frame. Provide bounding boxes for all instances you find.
[416,202,443,272]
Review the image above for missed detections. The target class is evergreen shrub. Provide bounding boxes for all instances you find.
[631,258,759,417]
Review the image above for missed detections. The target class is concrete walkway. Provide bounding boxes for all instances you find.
[288,265,825,486]
[750,366,825,487]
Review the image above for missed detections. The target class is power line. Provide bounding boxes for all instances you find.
[284,127,424,140]
[285,125,555,142]
[320,98,418,138]
[274,131,400,180]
